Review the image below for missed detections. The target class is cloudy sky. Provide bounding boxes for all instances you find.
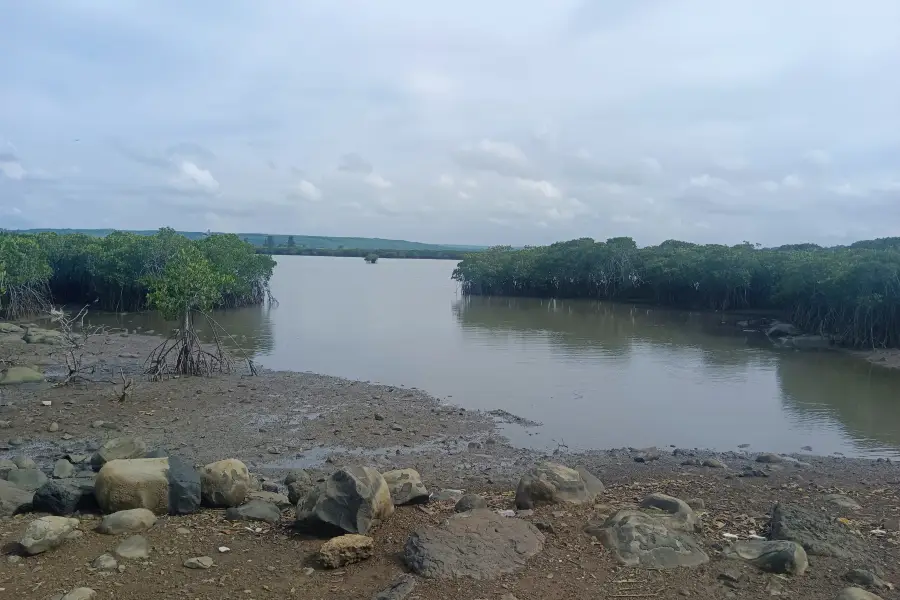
[2,1,899,247]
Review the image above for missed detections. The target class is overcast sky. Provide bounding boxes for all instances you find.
[2,1,899,247]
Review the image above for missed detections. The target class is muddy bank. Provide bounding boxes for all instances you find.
[2,333,900,599]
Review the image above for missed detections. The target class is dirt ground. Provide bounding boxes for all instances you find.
[2,333,900,599]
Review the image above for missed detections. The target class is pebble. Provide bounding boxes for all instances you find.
[218,546,231,553]
[176,527,191,535]
[61,588,97,600]
[48,422,59,432]
[374,412,385,421]
[115,535,151,559]
[184,556,214,569]
[41,400,52,407]
[91,553,118,571]
[303,567,315,576]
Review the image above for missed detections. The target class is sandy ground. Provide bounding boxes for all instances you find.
[1,333,900,599]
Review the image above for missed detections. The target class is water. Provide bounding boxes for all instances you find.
[94,255,900,458]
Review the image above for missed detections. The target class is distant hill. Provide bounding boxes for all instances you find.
[14,229,483,252]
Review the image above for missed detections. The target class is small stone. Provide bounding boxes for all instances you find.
[91,553,118,571]
[61,588,97,600]
[61,433,73,440]
[19,516,80,555]
[41,400,52,407]
[756,453,784,464]
[266,446,281,455]
[184,556,214,569]
[261,481,280,493]
[0,420,11,429]
[431,488,465,502]
[91,421,105,428]
[390,423,404,432]
[317,534,374,568]
[801,445,813,451]
[845,569,892,590]
[115,535,150,559]
[836,588,884,600]
[7,554,22,564]
[7,468,48,490]
[303,567,314,576]
[702,458,726,469]
[825,494,862,511]
[224,499,281,524]
[686,498,705,510]
[12,455,36,469]
[52,459,75,479]
[218,546,230,553]
[454,493,487,513]
[97,509,157,534]
[176,527,191,535]
[373,574,418,600]
[765,576,785,596]
[374,412,385,421]
[48,422,59,432]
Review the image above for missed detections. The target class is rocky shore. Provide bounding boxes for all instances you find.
[1,330,899,599]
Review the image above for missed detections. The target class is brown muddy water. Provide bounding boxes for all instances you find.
[85,255,900,458]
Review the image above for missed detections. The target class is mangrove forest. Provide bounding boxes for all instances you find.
[0,228,275,319]
[451,237,900,349]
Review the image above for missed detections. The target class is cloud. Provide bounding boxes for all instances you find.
[0,158,26,180]
[363,172,392,189]
[437,174,454,187]
[176,161,219,192]
[293,179,323,201]
[454,139,530,177]
[338,153,373,175]
[517,178,563,199]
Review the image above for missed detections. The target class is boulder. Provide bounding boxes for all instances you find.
[284,470,311,487]
[33,479,97,516]
[90,437,148,470]
[836,588,884,600]
[404,509,544,579]
[115,534,151,559]
[200,459,250,508]
[639,493,698,532]
[247,490,292,509]
[96,508,157,534]
[7,468,48,491]
[0,366,44,384]
[756,453,784,464]
[225,499,281,524]
[95,457,199,515]
[0,322,24,334]
[723,540,808,575]
[373,575,418,600]
[766,322,800,337]
[53,459,76,479]
[845,569,892,590]
[594,509,709,569]
[769,503,867,558]
[318,534,375,568]
[0,458,17,478]
[22,328,64,345]
[91,553,118,571]
[0,479,34,517]
[19,516,79,555]
[287,481,312,505]
[455,493,488,513]
[13,455,37,469]
[296,466,394,535]
[383,468,429,505]
[825,494,862,511]
[514,462,604,509]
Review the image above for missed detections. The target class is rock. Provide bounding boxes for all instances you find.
[283,470,311,487]
[430,488,465,502]
[48,422,59,432]
[12,455,36,469]
[765,576,786,596]
[61,588,97,600]
[7,468,48,491]
[261,481,280,493]
[96,508,157,534]
[0,366,45,384]
[836,588,884,600]
[22,328,64,345]
[296,466,394,535]
[639,493,698,532]
[184,556,214,569]
[19,516,79,555]
[33,479,97,515]
[247,490,292,509]
[702,458,727,469]
[686,498,705,510]
[723,540,808,575]
[95,457,200,515]
[115,534,150,559]
[176,527,191,535]
[404,509,544,579]
[596,509,709,569]
[845,569,892,590]
[90,437,148,470]
[91,553,118,571]
[52,459,75,479]
[780,334,831,350]
[374,412,385,421]
[634,448,662,462]
[373,574,418,600]
[225,500,281,524]
[756,453,784,464]
[383,468,429,505]
[514,462,604,509]
[766,322,800,337]
[0,479,34,516]
[0,322,24,334]
[287,481,312,505]
[0,458,17,477]
[318,534,375,568]
[769,503,866,558]
[825,494,861,511]
[200,459,250,508]
[455,493,488,513]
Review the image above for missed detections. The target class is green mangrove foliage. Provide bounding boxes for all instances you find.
[451,237,900,348]
[0,229,275,317]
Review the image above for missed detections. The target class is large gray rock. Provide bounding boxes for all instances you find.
[770,503,867,558]
[13,455,37,469]
[0,366,44,384]
[594,509,709,569]
[296,466,394,535]
[115,534,150,559]
[0,458,17,478]
[373,575,418,600]
[95,457,200,515]
[33,479,97,515]
[22,328,64,345]
[200,459,250,508]
[723,540,808,575]
[19,516,79,555]
[836,588,884,600]
[383,468,429,505]
[90,437,148,470]
[514,462,604,509]
[455,494,487,513]
[0,479,34,517]
[96,508,157,534]
[403,509,544,579]
[845,569,892,590]
[247,490,292,509]
[7,468,48,491]
[639,493,698,532]
[225,499,281,524]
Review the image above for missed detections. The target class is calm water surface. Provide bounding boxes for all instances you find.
[99,256,900,458]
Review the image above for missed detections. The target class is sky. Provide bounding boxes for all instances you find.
[1,1,900,248]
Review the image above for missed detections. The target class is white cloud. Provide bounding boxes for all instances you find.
[178,161,219,192]
[437,174,454,187]
[0,160,26,180]
[517,178,562,198]
[363,172,393,189]
[689,174,737,194]
[804,149,832,166]
[295,179,323,201]
[760,180,780,192]
[407,71,456,97]
[782,174,803,188]
[458,190,471,199]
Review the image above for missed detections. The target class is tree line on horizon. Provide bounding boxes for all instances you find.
[451,236,900,349]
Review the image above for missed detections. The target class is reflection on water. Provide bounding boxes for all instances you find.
[90,256,900,457]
